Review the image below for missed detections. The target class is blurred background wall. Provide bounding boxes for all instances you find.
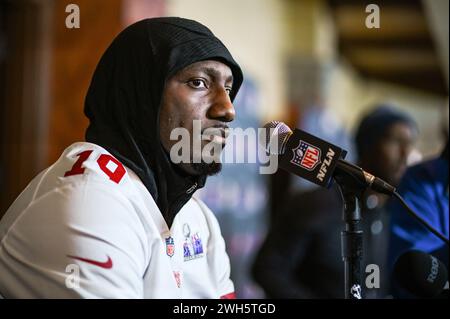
[0,0,448,298]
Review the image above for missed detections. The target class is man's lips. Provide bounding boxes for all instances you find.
[201,127,230,144]
[202,134,227,144]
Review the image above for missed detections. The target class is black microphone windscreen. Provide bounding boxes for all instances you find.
[394,250,448,298]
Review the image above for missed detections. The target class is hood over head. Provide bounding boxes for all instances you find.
[84,17,243,225]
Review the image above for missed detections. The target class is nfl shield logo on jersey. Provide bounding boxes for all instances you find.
[291,140,321,171]
[165,236,175,257]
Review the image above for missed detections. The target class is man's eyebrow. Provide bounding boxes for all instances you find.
[186,66,233,84]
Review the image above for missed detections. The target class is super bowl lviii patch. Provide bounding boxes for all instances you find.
[182,223,204,261]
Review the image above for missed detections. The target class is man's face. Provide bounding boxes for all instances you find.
[159,60,235,176]
[368,122,417,186]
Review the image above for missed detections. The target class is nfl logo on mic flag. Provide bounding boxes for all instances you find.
[291,140,321,171]
[279,129,347,188]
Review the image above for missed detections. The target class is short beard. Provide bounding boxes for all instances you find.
[191,162,222,176]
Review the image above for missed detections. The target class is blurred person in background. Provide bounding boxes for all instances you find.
[388,133,448,298]
[252,105,418,299]
[0,17,243,298]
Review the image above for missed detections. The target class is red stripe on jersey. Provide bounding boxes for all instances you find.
[220,292,236,299]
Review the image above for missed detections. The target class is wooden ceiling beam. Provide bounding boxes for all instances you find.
[358,69,447,95]
[344,47,439,71]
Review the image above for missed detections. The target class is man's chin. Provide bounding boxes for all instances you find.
[191,162,222,176]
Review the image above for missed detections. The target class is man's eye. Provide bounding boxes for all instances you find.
[225,87,232,95]
[189,79,207,89]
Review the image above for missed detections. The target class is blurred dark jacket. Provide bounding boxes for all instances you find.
[252,183,391,299]
[252,185,345,298]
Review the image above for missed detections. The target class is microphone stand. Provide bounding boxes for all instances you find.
[334,162,367,299]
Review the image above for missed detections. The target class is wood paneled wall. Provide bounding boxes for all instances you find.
[0,0,122,215]
[48,0,122,165]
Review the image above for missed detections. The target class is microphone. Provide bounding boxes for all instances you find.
[393,250,448,298]
[261,121,396,195]
[261,121,450,245]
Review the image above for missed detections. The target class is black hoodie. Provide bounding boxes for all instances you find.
[84,18,243,227]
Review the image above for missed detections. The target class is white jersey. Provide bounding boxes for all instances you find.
[0,142,235,299]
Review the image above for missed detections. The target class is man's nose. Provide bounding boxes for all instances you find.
[400,143,412,160]
[397,145,413,168]
[207,88,235,122]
